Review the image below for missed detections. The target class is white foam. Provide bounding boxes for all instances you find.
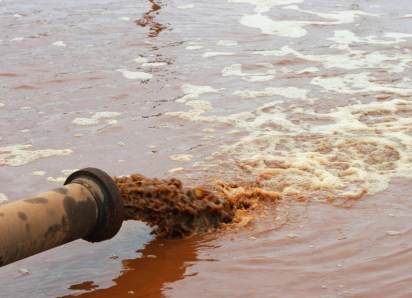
[133,57,149,63]
[215,40,238,46]
[254,45,412,73]
[228,0,303,13]
[0,193,8,204]
[328,30,412,49]
[177,4,194,9]
[233,86,308,100]
[72,118,99,126]
[106,119,117,125]
[202,136,215,141]
[11,37,24,42]
[239,10,376,37]
[61,169,79,176]
[142,62,167,67]
[91,112,121,120]
[242,75,275,83]
[222,64,276,77]
[32,171,46,176]
[118,17,131,21]
[311,72,412,96]
[186,46,204,50]
[47,177,66,183]
[0,103,5,109]
[169,167,184,173]
[227,130,240,134]
[0,145,72,167]
[202,52,235,58]
[255,63,274,68]
[52,41,66,47]
[203,129,217,133]
[169,154,193,161]
[116,69,153,80]
[176,84,224,103]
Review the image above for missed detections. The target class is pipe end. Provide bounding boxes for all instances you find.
[65,168,124,243]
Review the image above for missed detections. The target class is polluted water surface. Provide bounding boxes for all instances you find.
[1,0,412,297]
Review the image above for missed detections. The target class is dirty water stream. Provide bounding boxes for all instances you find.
[1,0,412,297]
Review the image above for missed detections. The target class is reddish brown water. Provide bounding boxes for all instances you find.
[2,0,412,297]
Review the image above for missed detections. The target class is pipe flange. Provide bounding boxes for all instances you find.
[64,167,124,243]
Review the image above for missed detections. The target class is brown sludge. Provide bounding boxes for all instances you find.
[114,174,233,237]
[114,174,281,237]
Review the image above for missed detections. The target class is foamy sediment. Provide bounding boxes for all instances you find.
[167,70,412,200]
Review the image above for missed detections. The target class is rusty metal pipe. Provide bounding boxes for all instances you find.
[0,167,124,267]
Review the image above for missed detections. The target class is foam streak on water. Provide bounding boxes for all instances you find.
[1,0,412,297]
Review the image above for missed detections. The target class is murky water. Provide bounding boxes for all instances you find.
[1,0,412,297]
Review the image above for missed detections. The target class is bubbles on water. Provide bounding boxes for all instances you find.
[47,177,66,183]
[116,69,153,80]
[72,118,99,126]
[52,41,66,47]
[142,62,167,67]
[202,52,235,58]
[169,154,193,161]
[387,231,401,236]
[186,46,204,51]
[0,193,9,204]
[18,269,29,275]
[169,167,184,173]
[0,145,72,167]
[215,40,238,47]
[61,169,79,176]
[106,119,117,125]
[133,57,149,63]
[72,112,120,126]
[32,171,46,176]
[177,4,194,10]
[175,84,224,103]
